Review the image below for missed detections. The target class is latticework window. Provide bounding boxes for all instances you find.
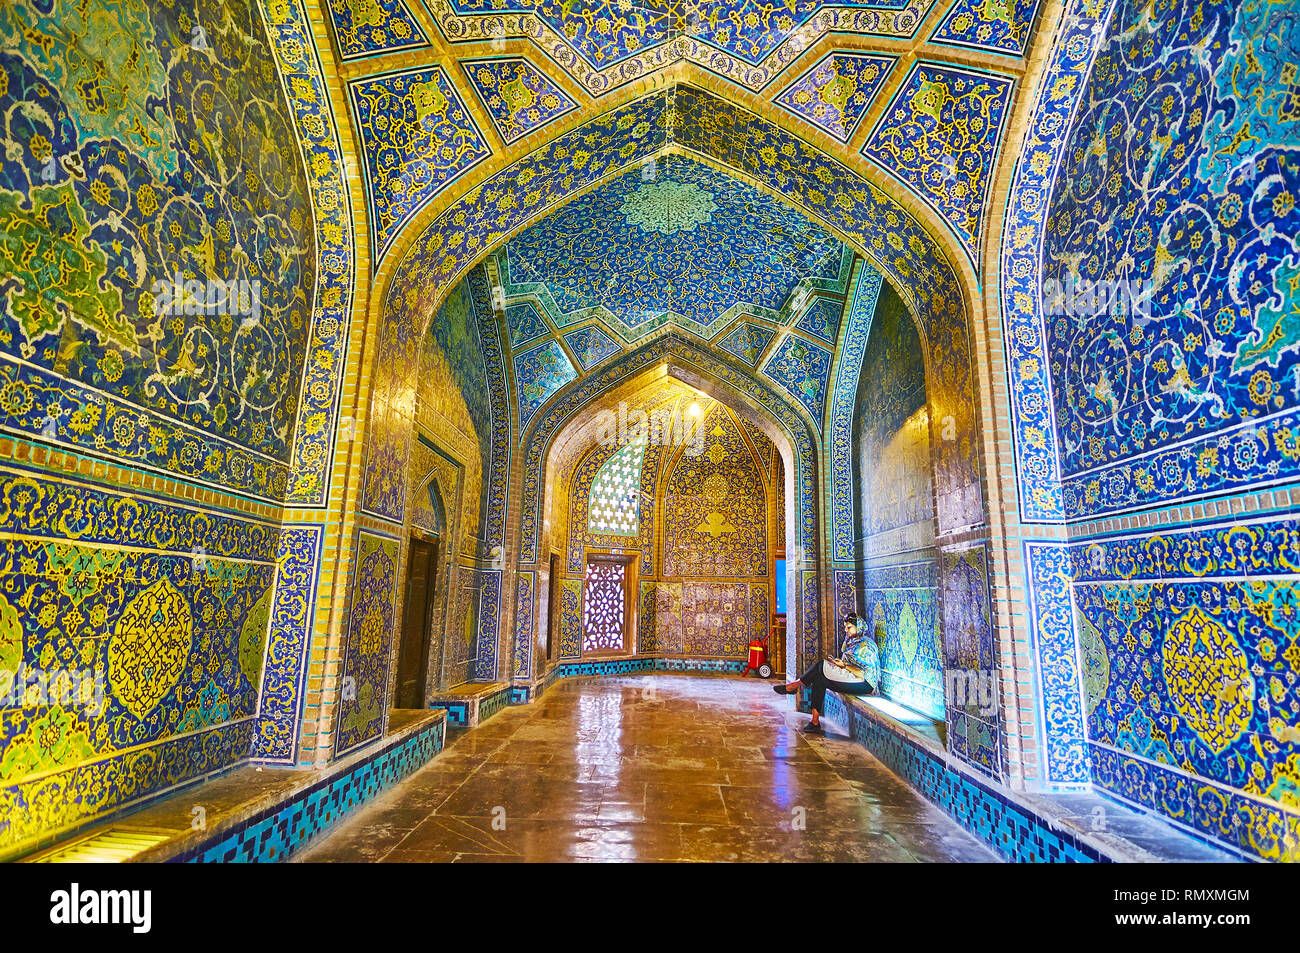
[582,559,626,653]
[587,438,645,535]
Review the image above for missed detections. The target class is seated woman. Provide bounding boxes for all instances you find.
[774,613,876,734]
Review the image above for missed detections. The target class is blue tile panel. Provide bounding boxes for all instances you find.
[528,656,751,681]
[1023,513,1300,860]
[479,688,511,722]
[175,717,445,863]
[435,702,471,727]
[428,685,512,727]
[822,693,1106,863]
[1089,743,1287,863]
[1003,0,1300,521]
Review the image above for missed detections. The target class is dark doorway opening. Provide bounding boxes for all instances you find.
[546,552,559,661]
[396,535,438,708]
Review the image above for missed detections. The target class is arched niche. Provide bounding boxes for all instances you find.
[519,353,811,679]
[351,84,998,774]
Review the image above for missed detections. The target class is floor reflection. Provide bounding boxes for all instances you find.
[297,675,998,863]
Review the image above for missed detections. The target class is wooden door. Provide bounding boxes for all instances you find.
[396,537,437,708]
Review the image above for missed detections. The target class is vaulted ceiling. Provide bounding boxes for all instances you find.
[330,0,1039,268]
[478,153,857,434]
[498,154,852,344]
[335,0,1040,449]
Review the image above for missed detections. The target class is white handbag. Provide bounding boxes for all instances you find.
[823,658,865,684]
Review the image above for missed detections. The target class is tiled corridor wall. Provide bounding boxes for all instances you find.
[0,0,324,857]
[1003,0,1300,859]
[8,0,1299,867]
[851,283,944,721]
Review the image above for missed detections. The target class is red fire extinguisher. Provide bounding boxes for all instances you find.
[743,635,773,678]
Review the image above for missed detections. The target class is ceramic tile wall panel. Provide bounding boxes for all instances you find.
[324,0,431,59]
[513,571,535,679]
[514,340,578,429]
[0,467,279,858]
[1010,0,1300,522]
[0,0,326,853]
[441,565,501,685]
[830,263,883,560]
[252,525,325,765]
[862,62,1015,262]
[716,323,775,368]
[462,57,578,145]
[336,531,399,754]
[558,577,583,659]
[1003,0,1300,859]
[563,326,622,370]
[1024,539,1090,786]
[0,0,316,501]
[774,52,897,144]
[859,561,943,721]
[1067,517,1300,859]
[349,65,491,256]
[471,568,502,680]
[663,406,767,580]
[506,301,551,349]
[760,333,833,424]
[852,284,934,560]
[940,543,1001,778]
[928,0,1044,57]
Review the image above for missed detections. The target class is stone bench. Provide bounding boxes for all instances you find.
[427,682,512,728]
[17,709,446,863]
[822,692,1235,863]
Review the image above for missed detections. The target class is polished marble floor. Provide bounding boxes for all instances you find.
[298,675,999,862]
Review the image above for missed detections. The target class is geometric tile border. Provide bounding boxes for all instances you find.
[174,715,446,863]
[428,683,512,727]
[824,692,1106,863]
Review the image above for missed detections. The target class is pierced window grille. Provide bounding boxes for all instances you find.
[582,560,626,653]
[587,438,645,536]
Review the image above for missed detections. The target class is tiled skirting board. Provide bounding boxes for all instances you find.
[172,712,446,862]
[518,656,748,702]
[823,693,1103,862]
[15,711,446,864]
[821,694,1236,863]
[509,656,752,703]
